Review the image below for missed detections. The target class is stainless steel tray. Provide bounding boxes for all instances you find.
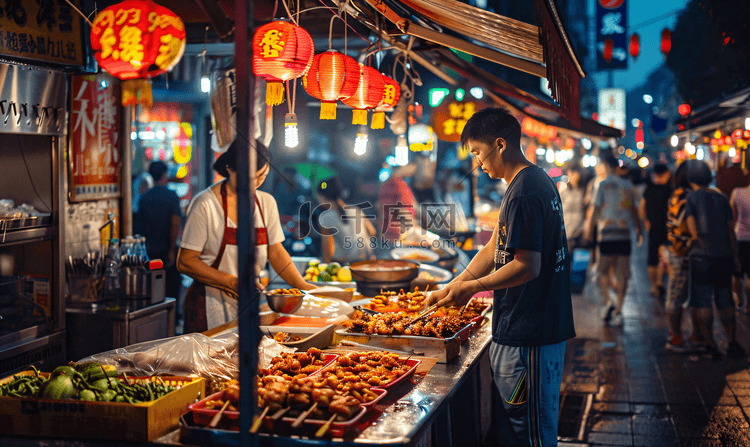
[332,323,473,363]
[0,214,52,231]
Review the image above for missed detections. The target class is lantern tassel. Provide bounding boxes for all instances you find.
[371,111,385,129]
[266,82,285,106]
[122,80,138,107]
[352,109,367,125]
[320,102,337,120]
[139,79,153,108]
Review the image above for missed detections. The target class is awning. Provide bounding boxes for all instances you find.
[343,0,585,126]
[676,86,750,136]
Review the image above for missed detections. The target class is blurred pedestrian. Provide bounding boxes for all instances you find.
[316,177,376,263]
[639,164,673,299]
[664,162,699,352]
[685,160,744,359]
[730,177,750,314]
[584,152,643,327]
[561,164,586,254]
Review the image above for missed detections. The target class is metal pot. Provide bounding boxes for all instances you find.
[120,266,151,298]
[349,260,420,283]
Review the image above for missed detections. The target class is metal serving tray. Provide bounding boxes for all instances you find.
[332,324,474,363]
[0,214,52,231]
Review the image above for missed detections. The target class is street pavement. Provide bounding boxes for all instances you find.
[560,243,750,447]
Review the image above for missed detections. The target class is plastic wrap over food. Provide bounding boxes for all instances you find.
[76,331,295,383]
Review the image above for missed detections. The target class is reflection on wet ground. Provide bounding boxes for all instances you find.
[562,243,750,446]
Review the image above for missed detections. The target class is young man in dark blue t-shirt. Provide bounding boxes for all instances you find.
[427,108,575,446]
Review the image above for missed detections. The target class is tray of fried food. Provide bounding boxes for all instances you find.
[323,350,421,391]
[365,287,429,313]
[258,347,337,378]
[343,311,475,339]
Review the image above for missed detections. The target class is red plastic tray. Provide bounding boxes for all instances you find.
[189,390,240,428]
[260,353,339,378]
[379,358,421,389]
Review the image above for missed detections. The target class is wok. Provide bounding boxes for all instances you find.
[349,260,420,283]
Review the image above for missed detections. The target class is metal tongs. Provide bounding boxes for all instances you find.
[408,301,441,325]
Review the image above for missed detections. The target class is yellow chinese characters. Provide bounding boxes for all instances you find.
[259,30,286,58]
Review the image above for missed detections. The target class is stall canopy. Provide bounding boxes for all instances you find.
[676,86,750,136]
[344,0,585,126]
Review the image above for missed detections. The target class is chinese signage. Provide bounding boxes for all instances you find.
[69,74,121,202]
[596,0,628,70]
[0,0,83,66]
[598,88,626,131]
[431,95,487,143]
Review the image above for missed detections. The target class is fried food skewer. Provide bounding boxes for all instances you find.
[249,406,271,434]
[315,413,338,437]
[291,402,318,428]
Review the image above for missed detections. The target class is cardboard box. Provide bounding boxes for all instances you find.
[0,371,204,442]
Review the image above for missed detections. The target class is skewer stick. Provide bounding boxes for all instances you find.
[459,297,475,317]
[315,413,338,437]
[209,400,231,428]
[269,406,290,420]
[291,402,318,428]
[249,406,271,434]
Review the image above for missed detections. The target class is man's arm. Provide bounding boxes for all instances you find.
[639,196,650,232]
[627,190,643,245]
[428,248,541,308]
[168,214,180,267]
[451,224,499,283]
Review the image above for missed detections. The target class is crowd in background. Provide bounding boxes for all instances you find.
[560,153,749,360]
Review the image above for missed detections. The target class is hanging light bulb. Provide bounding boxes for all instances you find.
[354,126,368,156]
[285,113,299,148]
[670,135,679,147]
[395,135,408,166]
[201,76,210,93]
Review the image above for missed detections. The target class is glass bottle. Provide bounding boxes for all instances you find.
[105,238,121,308]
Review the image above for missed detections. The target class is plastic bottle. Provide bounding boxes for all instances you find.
[135,235,149,265]
[105,238,121,307]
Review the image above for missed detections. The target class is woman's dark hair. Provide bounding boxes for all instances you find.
[673,161,690,190]
[686,159,712,187]
[213,140,271,178]
[317,177,343,202]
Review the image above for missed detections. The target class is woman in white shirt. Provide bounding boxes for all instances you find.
[178,141,314,332]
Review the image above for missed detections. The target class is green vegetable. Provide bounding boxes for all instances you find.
[79,389,97,401]
[114,395,126,403]
[327,262,341,275]
[89,378,111,392]
[101,389,117,402]
[40,375,76,400]
[320,271,332,282]
[51,366,76,378]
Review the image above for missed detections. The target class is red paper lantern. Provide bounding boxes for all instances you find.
[303,50,360,120]
[371,75,401,129]
[341,65,385,125]
[90,0,185,80]
[744,130,750,140]
[630,33,640,59]
[603,39,614,63]
[661,28,672,55]
[733,129,743,139]
[252,20,315,106]
[678,103,691,116]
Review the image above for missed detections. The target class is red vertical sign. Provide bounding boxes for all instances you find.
[69,74,121,202]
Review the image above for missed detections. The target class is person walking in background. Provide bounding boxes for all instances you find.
[730,177,750,314]
[685,161,745,360]
[664,162,701,352]
[561,163,586,255]
[136,161,183,309]
[584,152,643,327]
[640,164,673,299]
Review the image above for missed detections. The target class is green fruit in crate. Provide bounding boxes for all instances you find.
[320,272,332,282]
[90,378,111,392]
[79,389,97,401]
[51,366,76,378]
[308,259,321,267]
[327,262,341,275]
[40,375,76,400]
[101,389,117,402]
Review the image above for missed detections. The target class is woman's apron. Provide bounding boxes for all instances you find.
[184,182,267,333]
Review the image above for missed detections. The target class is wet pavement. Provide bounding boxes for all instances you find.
[560,243,750,447]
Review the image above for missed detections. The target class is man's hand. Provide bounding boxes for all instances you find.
[425,281,476,309]
[637,233,644,247]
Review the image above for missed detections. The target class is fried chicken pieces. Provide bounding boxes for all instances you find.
[344,311,472,338]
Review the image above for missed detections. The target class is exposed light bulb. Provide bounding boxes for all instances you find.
[201,76,211,93]
[354,127,368,156]
[670,134,679,147]
[395,135,408,166]
[285,114,299,148]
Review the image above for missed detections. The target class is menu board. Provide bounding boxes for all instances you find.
[69,73,121,202]
[0,0,84,66]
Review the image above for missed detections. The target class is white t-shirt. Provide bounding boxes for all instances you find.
[181,187,284,329]
[732,186,750,241]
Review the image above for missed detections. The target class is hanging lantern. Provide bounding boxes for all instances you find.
[744,130,750,140]
[724,136,733,146]
[252,20,315,106]
[603,39,614,63]
[90,0,186,107]
[661,28,672,55]
[678,103,691,116]
[303,50,360,120]
[733,129,743,139]
[630,33,640,59]
[371,75,401,129]
[341,65,385,125]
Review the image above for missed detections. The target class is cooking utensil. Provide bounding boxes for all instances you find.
[459,297,474,317]
[408,302,441,325]
[209,400,231,428]
[265,291,304,314]
[349,260,420,283]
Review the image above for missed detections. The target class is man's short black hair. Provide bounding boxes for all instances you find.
[148,161,168,182]
[460,107,521,150]
[653,163,669,175]
[599,149,620,168]
[687,160,712,187]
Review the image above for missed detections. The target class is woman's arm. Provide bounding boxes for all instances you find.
[321,234,334,263]
[177,247,238,298]
[268,242,315,290]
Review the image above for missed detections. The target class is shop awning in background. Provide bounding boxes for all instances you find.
[347,0,584,126]
[676,86,750,135]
